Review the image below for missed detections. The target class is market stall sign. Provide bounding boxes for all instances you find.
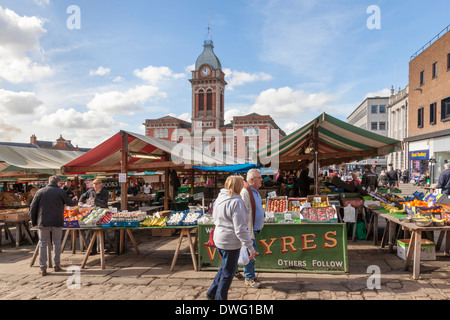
[409,150,429,160]
[102,179,121,191]
[198,223,348,273]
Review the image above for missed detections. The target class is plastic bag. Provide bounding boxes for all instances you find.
[238,247,250,266]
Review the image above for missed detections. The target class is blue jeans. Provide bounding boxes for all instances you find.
[207,247,240,300]
[243,231,258,280]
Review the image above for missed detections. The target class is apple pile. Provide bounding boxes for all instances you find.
[267,199,287,212]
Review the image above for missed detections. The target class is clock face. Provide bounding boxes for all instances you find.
[201,67,210,76]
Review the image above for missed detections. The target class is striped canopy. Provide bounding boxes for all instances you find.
[62,130,237,174]
[257,113,402,170]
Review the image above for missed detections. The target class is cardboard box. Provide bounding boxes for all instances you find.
[397,239,436,261]
[151,228,176,237]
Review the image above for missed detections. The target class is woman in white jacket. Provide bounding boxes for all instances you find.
[206,175,256,300]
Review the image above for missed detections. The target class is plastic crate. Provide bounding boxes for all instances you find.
[101,222,112,228]
[123,221,141,228]
[413,191,425,200]
[166,210,188,226]
[110,221,124,228]
[63,220,79,228]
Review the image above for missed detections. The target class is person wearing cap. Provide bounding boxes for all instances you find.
[78,178,109,208]
[78,179,110,255]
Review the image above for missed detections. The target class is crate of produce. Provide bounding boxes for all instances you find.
[166,210,188,226]
[307,195,329,207]
[300,206,337,223]
[183,210,202,226]
[413,191,425,200]
[101,222,112,228]
[110,220,124,227]
[441,212,450,225]
[266,196,287,212]
[63,220,80,228]
[287,198,307,212]
[397,239,436,261]
[340,198,364,208]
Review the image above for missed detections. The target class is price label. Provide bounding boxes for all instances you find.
[284,213,292,220]
[118,173,127,183]
[314,197,322,203]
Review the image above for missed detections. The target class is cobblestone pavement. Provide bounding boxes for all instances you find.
[0,183,448,301]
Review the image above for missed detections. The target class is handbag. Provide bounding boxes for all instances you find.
[206,226,215,247]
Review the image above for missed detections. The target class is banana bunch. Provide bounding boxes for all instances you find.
[140,216,168,227]
[381,203,405,214]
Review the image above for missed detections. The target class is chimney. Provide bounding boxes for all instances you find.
[30,134,37,145]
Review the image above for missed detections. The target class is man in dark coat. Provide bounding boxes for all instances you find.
[30,175,78,276]
[361,165,378,193]
[437,163,450,196]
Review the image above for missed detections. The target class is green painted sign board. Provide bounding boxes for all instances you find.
[198,223,348,273]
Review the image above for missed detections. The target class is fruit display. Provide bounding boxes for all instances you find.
[311,201,328,208]
[140,216,168,227]
[287,198,307,211]
[81,208,110,225]
[266,197,287,212]
[301,207,337,222]
[111,211,146,222]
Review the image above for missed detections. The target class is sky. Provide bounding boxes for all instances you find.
[0,0,449,148]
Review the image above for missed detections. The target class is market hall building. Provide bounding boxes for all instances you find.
[143,38,285,164]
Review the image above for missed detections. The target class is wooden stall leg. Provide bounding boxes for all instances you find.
[81,230,98,269]
[170,229,186,271]
[126,229,140,255]
[404,231,416,271]
[61,230,69,253]
[186,229,198,271]
[99,230,105,269]
[445,231,450,255]
[30,243,39,267]
[412,231,422,280]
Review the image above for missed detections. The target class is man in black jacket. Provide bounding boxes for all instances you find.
[361,165,378,193]
[30,175,78,276]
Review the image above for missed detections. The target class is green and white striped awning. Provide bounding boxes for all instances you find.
[257,113,402,170]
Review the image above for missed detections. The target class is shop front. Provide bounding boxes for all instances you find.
[409,150,430,182]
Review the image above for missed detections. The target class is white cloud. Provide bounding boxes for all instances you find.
[0,6,53,83]
[0,117,21,141]
[224,108,248,124]
[0,89,43,115]
[113,76,124,82]
[283,121,303,135]
[89,66,111,76]
[365,88,391,98]
[249,87,337,119]
[223,68,273,90]
[33,0,50,6]
[87,85,166,114]
[168,112,191,123]
[38,108,123,130]
[134,66,185,85]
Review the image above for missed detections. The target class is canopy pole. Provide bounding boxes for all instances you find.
[164,168,170,210]
[120,131,129,211]
[313,124,319,195]
[190,169,195,196]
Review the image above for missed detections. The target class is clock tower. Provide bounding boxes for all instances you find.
[190,39,227,130]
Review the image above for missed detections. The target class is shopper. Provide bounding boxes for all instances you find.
[361,165,378,193]
[378,170,388,188]
[387,166,399,187]
[240,169,264,288]
[299,168,312,197]
[30,175,78,276]
[402,169,410,184]
[62,180,75,198]
[437,163,450,196]
[206,175,256,300]
[143,183,152,195]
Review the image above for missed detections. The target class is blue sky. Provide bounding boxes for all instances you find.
[0,0,449,148]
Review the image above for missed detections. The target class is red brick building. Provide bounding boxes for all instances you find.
[144,39,285,163]
[406,25,450,183]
